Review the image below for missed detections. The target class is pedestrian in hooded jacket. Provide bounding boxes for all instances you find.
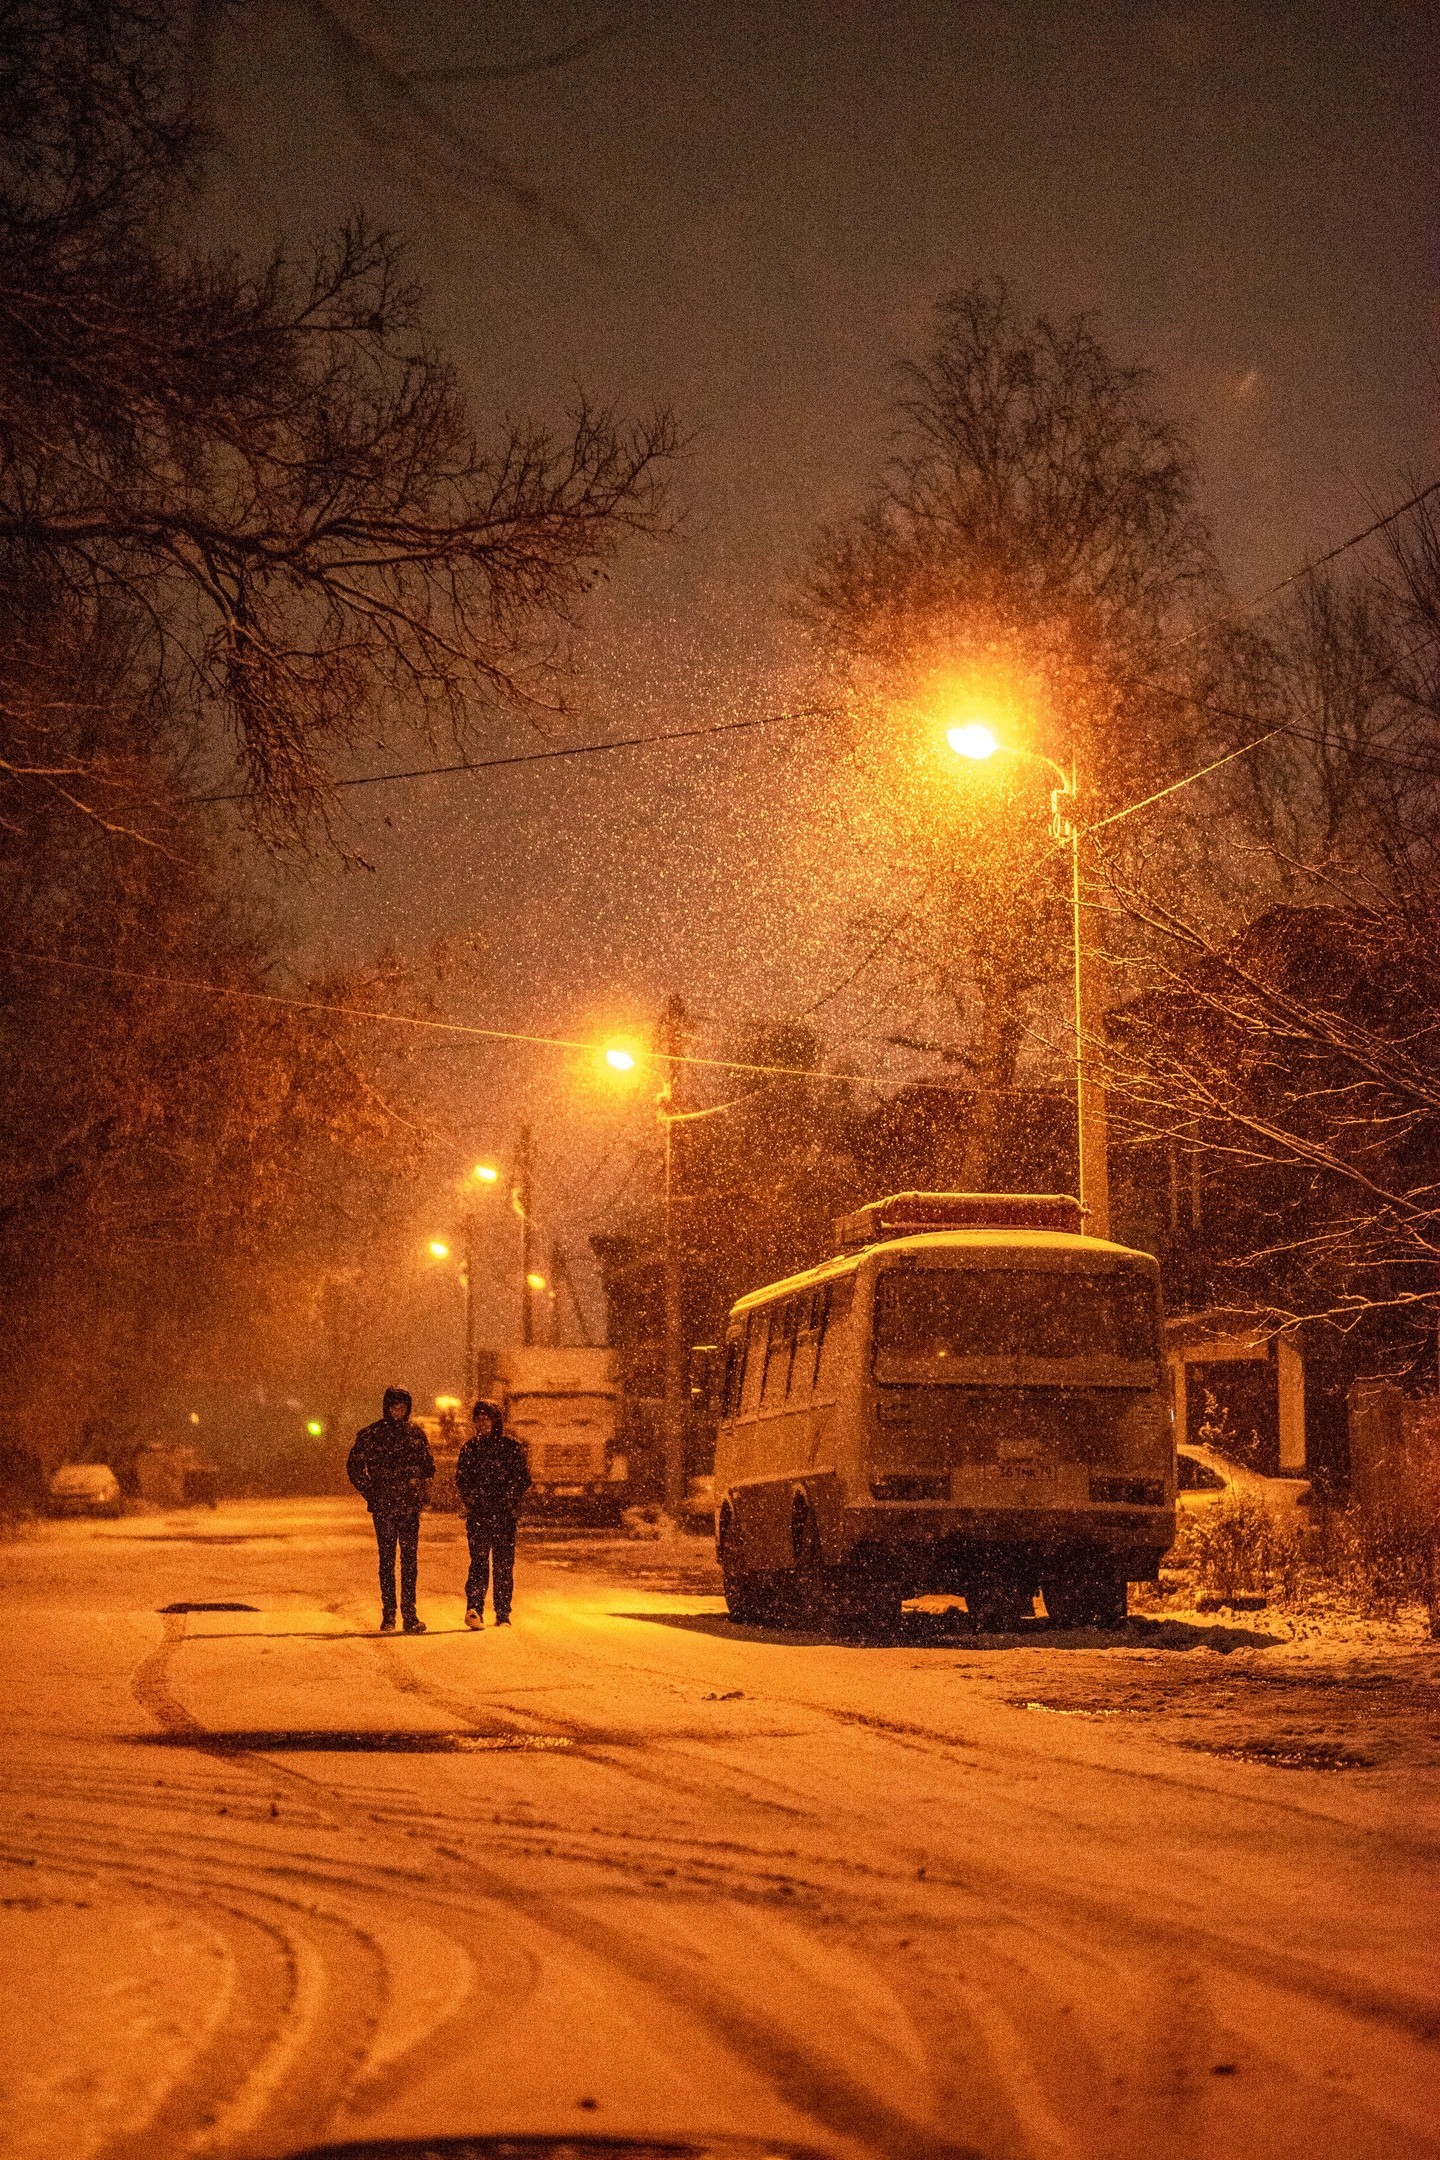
[347,1387,435,1632]
[456,1400,531,1628]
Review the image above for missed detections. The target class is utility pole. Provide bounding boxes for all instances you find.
[659,993,690,1519]
[1053,762,1110,1240]
[515,1124,535,1347]
[462,1215,477,1405]
[1072,810,1111,1240]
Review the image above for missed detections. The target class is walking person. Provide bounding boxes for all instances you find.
[457,1400,531,1628]
[347,1387,435,1633]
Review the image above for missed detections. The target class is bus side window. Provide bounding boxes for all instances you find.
[761,1299,799,1407]
[815,1275,854,1393]
[791,1287,824,1400]
[720,1329,745,1420]
[738,1314,767,1417]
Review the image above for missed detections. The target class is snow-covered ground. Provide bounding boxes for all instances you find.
[1,1498,1436,2160]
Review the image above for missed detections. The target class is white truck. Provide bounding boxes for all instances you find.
[496,1347,628,1521]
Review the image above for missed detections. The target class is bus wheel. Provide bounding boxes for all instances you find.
[1044,1567,1128,1629]
[790,1497,835,1628]
[719,1509,768,1626]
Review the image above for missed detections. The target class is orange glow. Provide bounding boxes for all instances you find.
[427,1238,450,1260]
[525,1271,549,1291]
[604,1046,637,1072]
[471,1162,499,1184]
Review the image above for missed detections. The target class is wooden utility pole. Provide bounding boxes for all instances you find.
[515,1124,536,1347]
[1066,785,1110,1239]
[462,1215,477,1405]
[659,993,691,1519]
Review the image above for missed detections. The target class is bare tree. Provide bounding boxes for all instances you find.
[796,282,1216,1183]
[1099,507,1440,1372]
[0,1,675,847]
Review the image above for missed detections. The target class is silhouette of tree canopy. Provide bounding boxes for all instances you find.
[0,0,675,846]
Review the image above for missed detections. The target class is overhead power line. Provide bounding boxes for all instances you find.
[197,705,838,806]
[1230,475,1440,620]
[192,484,1438,813]
[4,949,862,1086]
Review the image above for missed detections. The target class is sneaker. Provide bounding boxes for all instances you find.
[401,1614,427,1634]
[495,1614,512,1626]
[379,1615,396,1633]
[464,1608,483,1630]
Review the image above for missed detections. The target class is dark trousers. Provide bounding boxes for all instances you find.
[373,1507,421,1618]
[465,1511,517,1618]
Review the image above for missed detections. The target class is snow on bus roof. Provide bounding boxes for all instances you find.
[727,1225,1154,1317]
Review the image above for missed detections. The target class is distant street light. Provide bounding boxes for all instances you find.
[472,1162,500,1184]
[526,1271,548,1292]
[305,1418,324,1438]
[605,1045,637,1072]
[427,1238,451,1260]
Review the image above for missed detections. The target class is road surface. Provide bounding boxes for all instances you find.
[1,1498,1436,2160]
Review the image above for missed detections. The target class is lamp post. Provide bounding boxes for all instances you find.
[947,723,1110,1237]
[604,1011,752,1520]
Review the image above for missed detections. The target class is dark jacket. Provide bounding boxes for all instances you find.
[455,1431,531,1519]
[347,1398,435,1516]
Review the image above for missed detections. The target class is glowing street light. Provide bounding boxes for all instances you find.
[604,1045,637,1072]
[525,1271,549,1292]
[472,1162,500,1184]
[946,721,1000,761]
[305,1418,324,1438]
[427,1238,450,1261]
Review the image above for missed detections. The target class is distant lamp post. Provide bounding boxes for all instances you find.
[604,1045,637,1072]
[428,1238,450,1261]
[525,1271,548,1292]
[947,720,1109,1236]
[305,1418,324,1438]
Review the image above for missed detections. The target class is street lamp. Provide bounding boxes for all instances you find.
[948,722,1110,1236]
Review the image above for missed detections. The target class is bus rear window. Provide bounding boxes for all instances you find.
[874,1267,1158,1370]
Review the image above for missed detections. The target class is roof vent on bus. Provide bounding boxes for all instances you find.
[834,1191,1085,1253]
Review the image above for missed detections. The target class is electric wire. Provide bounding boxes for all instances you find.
[190,478,1440,808]
[195,704,838,806]
[3,948,866,1086]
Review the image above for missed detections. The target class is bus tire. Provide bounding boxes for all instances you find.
[719,1506,769,1625]
[1043,1566,1128,1629]
[790,1495,836,1628]
[722,1568,763,1624]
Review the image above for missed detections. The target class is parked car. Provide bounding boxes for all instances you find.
[1176,1440,1311,1514]
[47,1463,123,1518]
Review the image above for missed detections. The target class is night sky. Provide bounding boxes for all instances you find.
[198,0,1437,1374]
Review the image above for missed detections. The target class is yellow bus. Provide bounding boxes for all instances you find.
[712,1193,1174,1632]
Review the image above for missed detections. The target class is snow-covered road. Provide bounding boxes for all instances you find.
[1,1500,1436,2160]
